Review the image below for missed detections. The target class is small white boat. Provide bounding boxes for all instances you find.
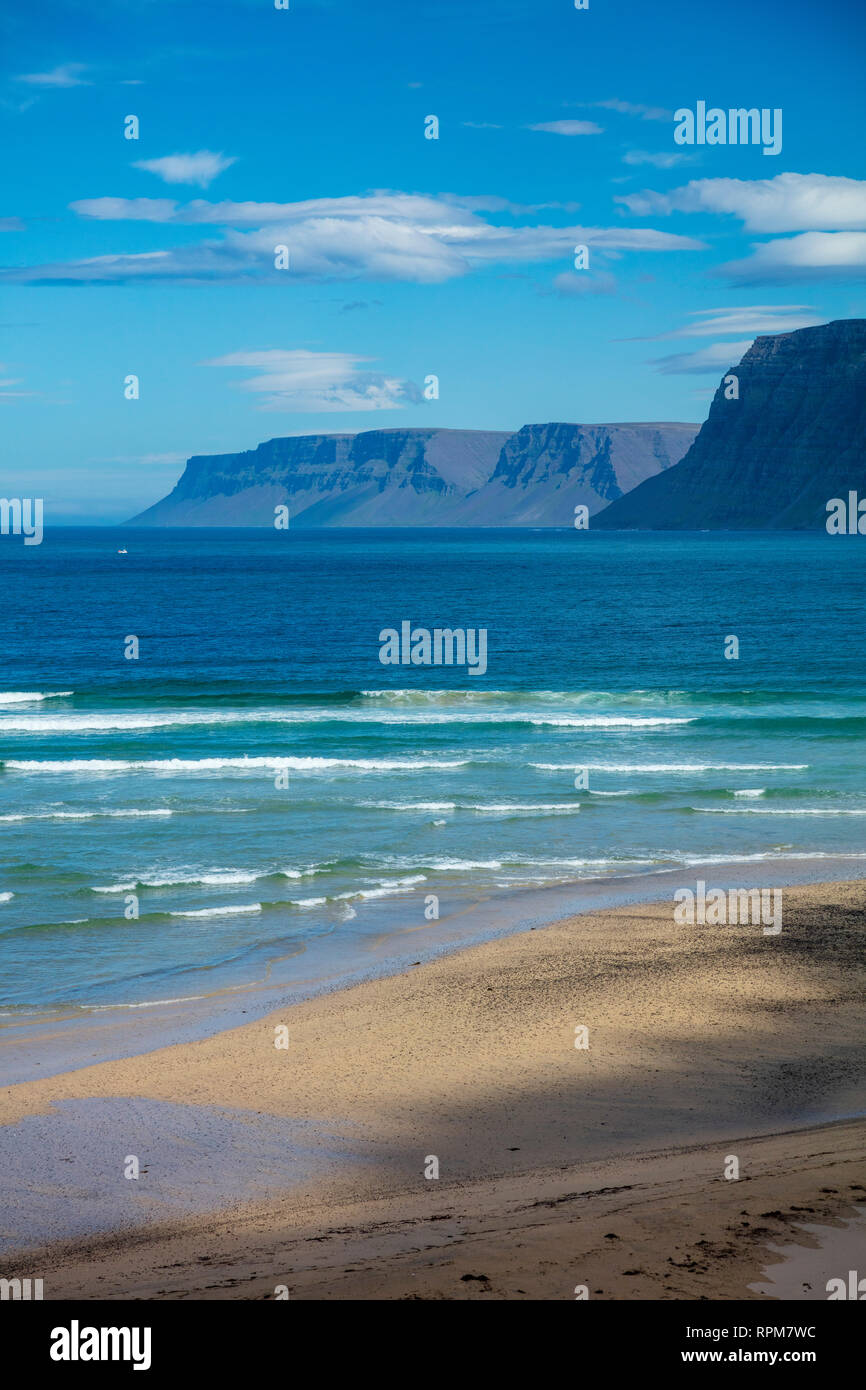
[117,548,128,554]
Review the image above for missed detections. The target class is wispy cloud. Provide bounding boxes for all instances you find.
[132,151,237,189]
[653,340,753,375]
[71,198,178,222]
[622,149,692,169]
[3,191,704,285]
[574,98,671,122]
[527,120,603,136]
[16,63,90,88]
[646,304,825,369]
[72,191,583,221]
[204,349,422,412]
[658,305,824,338]
[0,366,34,399]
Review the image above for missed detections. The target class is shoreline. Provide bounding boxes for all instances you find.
[2,852,864,1085]
[6,1118,864,1301]
[1,876,864,1296]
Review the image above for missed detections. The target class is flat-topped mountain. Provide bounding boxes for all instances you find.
[595,320,866,531]
[129,422,698,527]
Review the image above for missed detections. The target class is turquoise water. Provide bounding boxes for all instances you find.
[1,527,864,1013]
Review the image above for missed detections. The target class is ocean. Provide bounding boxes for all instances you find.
[1,527,864,1018]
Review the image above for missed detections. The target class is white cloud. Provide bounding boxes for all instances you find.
[616,173,866,232]
[527,120,603,136]
[653,340,753,375]
[5,191,704,285]
[666,305,824,336]
[622,149,692,169]
[72,198,179,222]
[616,191,667,217]
[72,192,489,227]
[577,98,671,122]
[0,363,31,398]
[719,231,866,285]
[204,349,422,412]
[16,63,90,88]
[132,151,237,189]
[646,304,826,368]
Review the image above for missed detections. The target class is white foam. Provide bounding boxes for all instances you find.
[0,705,693,731]
[0,691,72,704]
[92,870,260,892]
[335,886,407,901]
[359,689,685,705]
[0,809,172,821]
[360,688,538,700]
[150,870,261,887]
[681,851,866,863]
[5,755,469,773]
[417,858,504,871]
[335,875,427,902]
[364,800,579,814]
[531,762,808,773]
[169,904,262,918]
[466,802,580,814]
[698,807,866,816]
[91,994,205,1009]
[527,716,690,727]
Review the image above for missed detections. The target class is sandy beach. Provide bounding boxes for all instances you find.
[1,878,864,1300]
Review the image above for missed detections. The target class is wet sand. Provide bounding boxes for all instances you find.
[1,879,864,1298]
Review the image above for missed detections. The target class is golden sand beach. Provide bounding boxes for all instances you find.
[1,879,864,1299]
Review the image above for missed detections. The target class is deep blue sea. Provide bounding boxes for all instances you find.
[1,527,864,1016]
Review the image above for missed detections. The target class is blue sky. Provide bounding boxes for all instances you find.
[1,0,865,520]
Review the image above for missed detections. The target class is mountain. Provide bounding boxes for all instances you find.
[128,422,698,527]
[456,422,698,526]
[595,319,866,531]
